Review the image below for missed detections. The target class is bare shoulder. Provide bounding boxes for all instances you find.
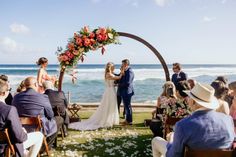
[105,73,115,80]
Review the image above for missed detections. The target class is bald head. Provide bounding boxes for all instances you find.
[24,77,38,89]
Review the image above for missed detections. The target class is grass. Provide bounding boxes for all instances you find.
[50,111,153,157]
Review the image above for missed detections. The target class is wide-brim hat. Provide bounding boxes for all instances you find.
[184,82,219,110]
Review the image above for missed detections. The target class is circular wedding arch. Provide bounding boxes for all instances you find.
[58,31,170,91]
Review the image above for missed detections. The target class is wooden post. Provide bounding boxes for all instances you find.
[58,68,65,92]
[67,91,71,104]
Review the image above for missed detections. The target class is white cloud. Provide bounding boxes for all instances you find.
[154,0,168,7]
[203,16,216,22]
[91,0,101,3]
[221,0,227,4]
[132,2,139,7]
[0,37,41,54]
[9,23,30,34]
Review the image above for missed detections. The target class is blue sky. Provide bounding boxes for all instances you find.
[0,0,235,64]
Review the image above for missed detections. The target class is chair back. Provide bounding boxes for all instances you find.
[0,128,16,156]
[164,116,182,139]
[19,115,50,157]
[19,115,42,131]
[184,148,236,157]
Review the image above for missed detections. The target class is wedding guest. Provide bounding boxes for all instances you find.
[176,81,191,100]
[229,81,236,119]
[150,81,177,138]
[211,80,230,115]
[16,80,26,93]
[171,63,187,88]
[0,74,13,105]
[151,83,235,157]
[43,81,69,136]
[215,76,228,86]
[0,79,43,157]
[187,79,196,89]
[173,81,192,116]
[152,81,177,119]
[12,77,58,150]
[36,57,56,93]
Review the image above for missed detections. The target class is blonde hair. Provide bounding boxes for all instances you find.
[0,79,8,94]
[104,62,114,79]
[161,81,177,98]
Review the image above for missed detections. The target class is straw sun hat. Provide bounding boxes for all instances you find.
[184,82,219,110]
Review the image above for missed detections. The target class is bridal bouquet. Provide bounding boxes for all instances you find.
[57,26,119,69]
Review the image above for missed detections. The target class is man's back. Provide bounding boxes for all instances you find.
[44,89,68,116]
[0,102,27,156]
[12,88,57,137]
[12,88,54,119]
[166,110,235,157]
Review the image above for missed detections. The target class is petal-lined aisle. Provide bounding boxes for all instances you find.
[47,112,153,157]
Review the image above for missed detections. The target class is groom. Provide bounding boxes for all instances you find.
[118,59,134,125]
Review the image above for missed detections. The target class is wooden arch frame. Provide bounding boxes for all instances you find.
[58,32,170,91]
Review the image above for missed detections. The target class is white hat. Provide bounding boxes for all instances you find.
[184,82,219,110]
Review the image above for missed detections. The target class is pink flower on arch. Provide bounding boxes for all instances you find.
[83,38,91,47]
[97,34,103,41]
[102,34,108,41]
[100,28,107,34]
[89,32,95,39]
[83,26,90,33]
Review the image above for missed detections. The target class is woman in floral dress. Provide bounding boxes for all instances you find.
[152,81,177,119]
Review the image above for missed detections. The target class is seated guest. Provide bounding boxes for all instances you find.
[12,77,60,149]
[152,81,177,119]
[187,79,196,89]
[229,81,236,119]
[211,80,230,115]
[0,75,13,105]
[152,83,235,157]
[43,81,69,136]
[215,76,228,86]
[16,80,26,93]
[215,76,233,105]
[169,80,191,117]
[0,79,43,157]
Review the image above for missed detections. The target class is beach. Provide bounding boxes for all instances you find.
[73,102,156,113]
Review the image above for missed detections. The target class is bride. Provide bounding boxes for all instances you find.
[69,62,124,130]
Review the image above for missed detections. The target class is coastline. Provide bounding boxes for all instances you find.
[70,102,156,112]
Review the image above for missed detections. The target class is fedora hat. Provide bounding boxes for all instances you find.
[184,82,219,110]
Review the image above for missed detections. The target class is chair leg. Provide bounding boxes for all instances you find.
[6,147,11,157]
[60,127,64,139]
[43,136,50,157]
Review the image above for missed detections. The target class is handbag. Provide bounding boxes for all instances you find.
[149,118,164,138]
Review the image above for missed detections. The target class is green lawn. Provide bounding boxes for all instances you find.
[50,112,153,157]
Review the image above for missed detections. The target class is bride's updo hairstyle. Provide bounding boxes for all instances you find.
[105,62,114,78]
[36,57,48,66]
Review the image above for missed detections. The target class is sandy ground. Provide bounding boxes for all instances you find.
[69,102,156,112]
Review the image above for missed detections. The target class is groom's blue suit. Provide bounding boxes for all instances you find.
[117,67,134,123]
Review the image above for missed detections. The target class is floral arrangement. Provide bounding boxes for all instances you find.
[56,26,119,69]
[160,98,191,118]
[165,99,191,118]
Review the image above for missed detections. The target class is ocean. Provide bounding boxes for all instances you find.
[1,64,236,104]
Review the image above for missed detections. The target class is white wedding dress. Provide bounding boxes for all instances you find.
[69,79,119,130]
